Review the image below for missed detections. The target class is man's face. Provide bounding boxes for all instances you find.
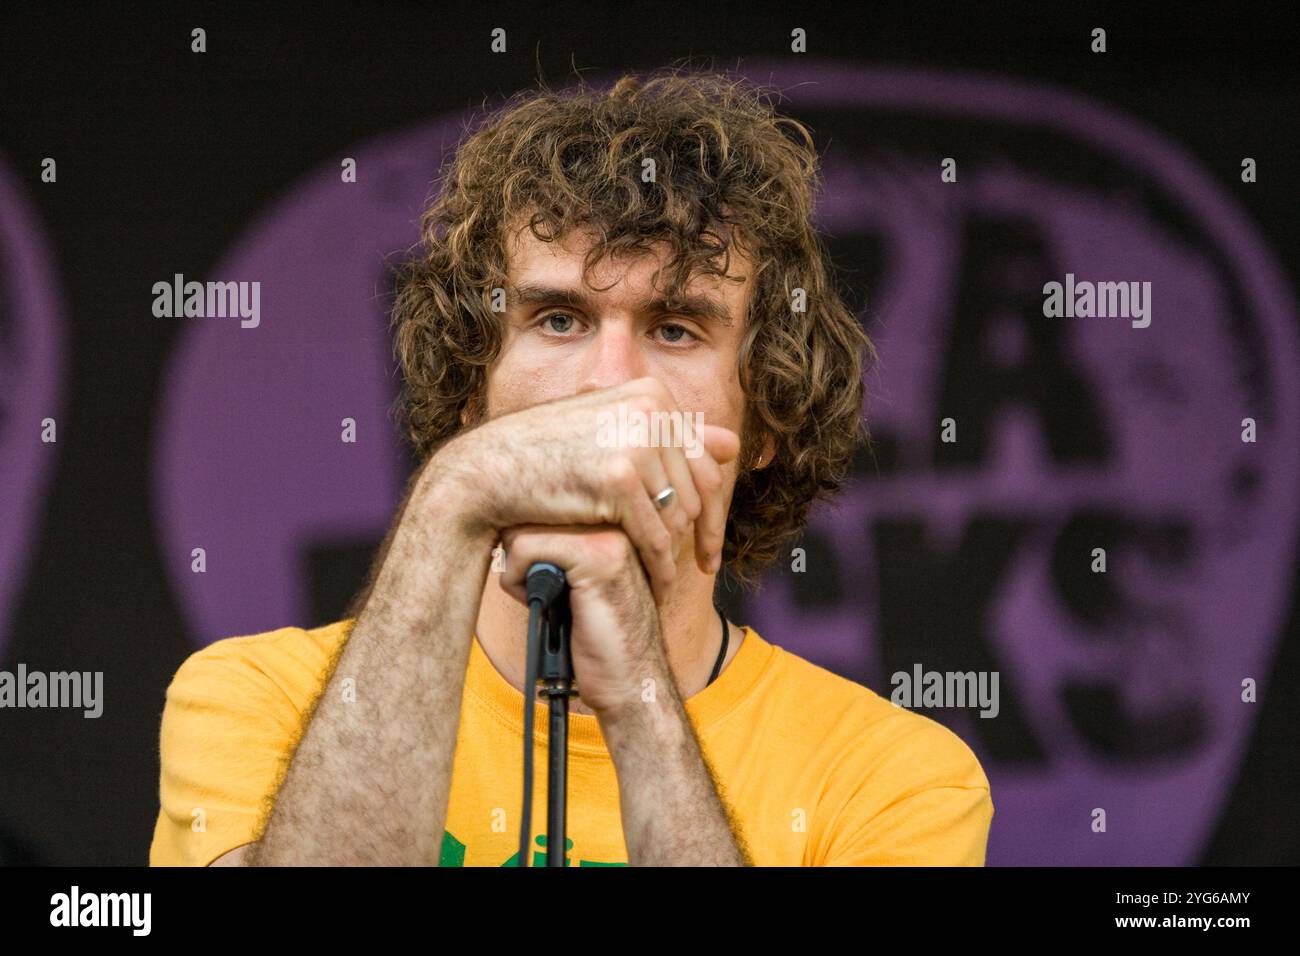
[483,219,757,484]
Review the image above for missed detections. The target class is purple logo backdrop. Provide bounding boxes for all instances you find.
[0,155,66,663]
[151,64,1299,865]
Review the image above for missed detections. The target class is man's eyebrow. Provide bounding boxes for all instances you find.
[509,282,733,327]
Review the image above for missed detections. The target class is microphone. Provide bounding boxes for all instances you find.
[525,561,568,609]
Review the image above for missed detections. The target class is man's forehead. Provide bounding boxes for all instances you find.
[503,218,753,311]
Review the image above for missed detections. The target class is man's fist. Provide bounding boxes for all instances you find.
[432,376,740,602]
[497,524,664,716]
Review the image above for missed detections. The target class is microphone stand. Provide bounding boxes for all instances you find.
[536,588,575,867]
[521,562,577,867]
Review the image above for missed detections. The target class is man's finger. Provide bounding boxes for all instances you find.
[685,449,727,574]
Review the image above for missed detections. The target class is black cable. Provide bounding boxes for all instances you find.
[518,599,543,867]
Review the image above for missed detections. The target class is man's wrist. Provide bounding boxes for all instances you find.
[596,659,687,751]
[357,434,499,628]
[418,430,500,545]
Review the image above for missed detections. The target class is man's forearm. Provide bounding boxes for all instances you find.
[250,447,495,865]
[600,666,752,867]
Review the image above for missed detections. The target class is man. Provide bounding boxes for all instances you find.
[149,69,993,867]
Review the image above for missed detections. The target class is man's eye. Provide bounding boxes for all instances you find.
[656,323,697,344]
[539,312,578,334]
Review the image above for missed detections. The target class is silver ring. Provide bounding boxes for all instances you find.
[653,485,676,510]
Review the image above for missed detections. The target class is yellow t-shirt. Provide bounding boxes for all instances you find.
[149,619,993,866]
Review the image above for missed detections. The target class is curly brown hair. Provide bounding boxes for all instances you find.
[390,65,875,588]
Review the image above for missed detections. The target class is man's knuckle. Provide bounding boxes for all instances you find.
[682,492,703,519]
[630,443,657,468]
[628,392,659,418]
[604,455,638,490]
[591,531,625,561]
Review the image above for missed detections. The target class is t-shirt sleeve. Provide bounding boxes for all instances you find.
[815,716,994,866]
[149,645,304,866]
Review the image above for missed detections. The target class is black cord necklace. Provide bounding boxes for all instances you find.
[706,605,730,687]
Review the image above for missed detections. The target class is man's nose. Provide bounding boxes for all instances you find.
[574,320,647,394]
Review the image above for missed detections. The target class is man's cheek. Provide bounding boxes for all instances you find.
[487,364,566,417]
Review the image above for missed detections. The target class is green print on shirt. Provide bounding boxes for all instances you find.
[438,830,628,867]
